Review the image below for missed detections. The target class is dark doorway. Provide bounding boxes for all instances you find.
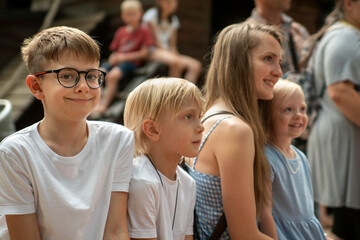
[211,0,254,37]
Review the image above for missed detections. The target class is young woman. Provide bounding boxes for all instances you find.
[188,22,282,239]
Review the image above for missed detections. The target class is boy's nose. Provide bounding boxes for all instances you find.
[75,75,90,92]
[198,122,205,133]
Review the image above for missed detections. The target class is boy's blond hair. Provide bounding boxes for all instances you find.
[21,26,100,75]
[121,0,143,12]
[124,77,204,157]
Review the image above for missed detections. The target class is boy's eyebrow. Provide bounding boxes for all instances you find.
[176,106,201,114]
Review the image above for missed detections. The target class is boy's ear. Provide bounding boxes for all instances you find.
[142,119,160,141]
[26,75,44,100]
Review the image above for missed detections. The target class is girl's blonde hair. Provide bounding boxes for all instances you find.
[204,22,282,216]
[124,77,204,157]
[21,26,100,74]
[261,79,306,140]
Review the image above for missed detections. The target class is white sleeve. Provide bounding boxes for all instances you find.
[172,15,180,30]
[142,8,157,25]
[0,149,35,215]
[324,29,360,86]
[127,178,159,238]
[112,131,134,192]
[186,181,196,235]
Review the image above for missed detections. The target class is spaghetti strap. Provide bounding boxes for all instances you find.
[193,115,233,166]
[201,110,234,123]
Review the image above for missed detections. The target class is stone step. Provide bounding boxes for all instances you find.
[0,10,107,128]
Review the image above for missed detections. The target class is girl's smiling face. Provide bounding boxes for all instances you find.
[271,89,308,140]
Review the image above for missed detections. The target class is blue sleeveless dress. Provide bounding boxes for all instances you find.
[188,116,232,240]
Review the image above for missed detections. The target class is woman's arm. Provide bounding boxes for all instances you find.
[103,192,130,240]
[328,81,360,127]
[215,119,273,239]
[6,213,41,240]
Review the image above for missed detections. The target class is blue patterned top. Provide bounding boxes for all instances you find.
[265,144,326,240]
[188,116,232,240]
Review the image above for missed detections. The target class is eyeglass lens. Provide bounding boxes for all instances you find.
[58,68,104,88]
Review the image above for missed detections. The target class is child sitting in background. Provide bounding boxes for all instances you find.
[92,0,154,115]
[142,0,202,84]
[0,26,134,239]
[260,79,327,240]
[124,77,204,239]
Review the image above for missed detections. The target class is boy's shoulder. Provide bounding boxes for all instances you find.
[0,123,38,151]
[131,155,160,183]
[88,120,133,137]
[130,156,195,188]
[130,155,163,196]
[176,165,196,187]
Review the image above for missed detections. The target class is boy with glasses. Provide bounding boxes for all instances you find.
[0,26,134,239]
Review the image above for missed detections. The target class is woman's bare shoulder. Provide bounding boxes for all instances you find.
[213,116,253,140]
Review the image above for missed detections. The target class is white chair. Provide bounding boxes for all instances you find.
[0,99,15,141]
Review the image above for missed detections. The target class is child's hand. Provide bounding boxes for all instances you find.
[109,53,126,66]
[109,53,118,66]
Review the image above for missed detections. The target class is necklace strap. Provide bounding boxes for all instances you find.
[146,154,164,185]
[145,154,178,230]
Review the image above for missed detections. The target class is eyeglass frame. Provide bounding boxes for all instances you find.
[33,67,106,89]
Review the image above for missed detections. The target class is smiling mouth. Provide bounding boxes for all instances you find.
[264,80,275,87]
[69,98,91,103]
[289,123,302,128]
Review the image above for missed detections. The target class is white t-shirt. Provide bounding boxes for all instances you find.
[127,155,196,240]
[0,121,134,240]
[142,7,180,50]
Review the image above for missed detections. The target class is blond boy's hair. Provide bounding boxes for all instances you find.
[121,0,143,12]
[124,77,204,157]
[21,26,100,75]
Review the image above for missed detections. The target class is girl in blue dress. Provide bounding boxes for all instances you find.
[260,79,327,240]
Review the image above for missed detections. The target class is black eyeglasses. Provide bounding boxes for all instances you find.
[34,67,106,89]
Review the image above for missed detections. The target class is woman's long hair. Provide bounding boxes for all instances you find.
[204,22,282,216]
